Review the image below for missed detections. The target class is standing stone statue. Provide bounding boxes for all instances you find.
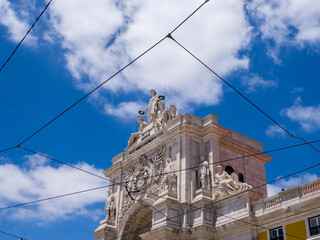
[140,89,162,124]
[199,156,211,190]
[105,190,116,220]
[162,158,177,192]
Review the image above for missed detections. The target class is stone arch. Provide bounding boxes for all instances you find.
[117,198,154,240]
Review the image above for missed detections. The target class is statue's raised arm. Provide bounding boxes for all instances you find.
[139,89,164,124]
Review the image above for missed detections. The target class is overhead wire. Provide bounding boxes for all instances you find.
[2,143,320,213]
[15,0,210,147]
[0,185,108,211]
[0,0,318,238]
[0,146,16,153]
[114,159,320,240]
[113,166,317,240]
[166,34,320,155]
[14,139,320,188]
[17,146,108,181]
[0,0,53,73]
[0,229,25,240]
[1,150,318,240]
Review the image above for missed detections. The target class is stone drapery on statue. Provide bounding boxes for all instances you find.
[105,190,116,221]
[126,116,148,150]
[140,89,161,124]
[213,165,252,200]
[119,147,177,222]
[161,158,177,192]
[126,89,178,150]
[139,89,178,126]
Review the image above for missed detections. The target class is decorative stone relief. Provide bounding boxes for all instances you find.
[105,190,116,220]
[199,156,211,191]
[119,147,176,222]
[213,165,252,200]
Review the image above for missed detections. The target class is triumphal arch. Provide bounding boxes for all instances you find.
[93,89,272,240]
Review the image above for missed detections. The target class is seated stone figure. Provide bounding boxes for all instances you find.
[126,116,148,149]
[213,165,251,200]
[155,102,169,130]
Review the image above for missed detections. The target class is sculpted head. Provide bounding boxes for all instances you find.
[217,165,223,174]
[169,105,177,115]
[150,89,157,96]
[159,101,165,110]
[137,116,144,124]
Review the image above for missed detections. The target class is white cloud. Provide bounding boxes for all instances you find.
[242,73,277,93]
[0,0,36,44]
[0,154,108,223]
[282,97,320,132]
[290,87,304,95]
[267,173,319,197]
[265,124,286,138]
[104,101,145,120]
[249,0,320,58]
[44,0,252,118]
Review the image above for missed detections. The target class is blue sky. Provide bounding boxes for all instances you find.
[0,0,320,239]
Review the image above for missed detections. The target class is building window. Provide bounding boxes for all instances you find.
[270,227,284,240]
[225,166,234,175]
[309,215,320,236]
[239,173,244,183]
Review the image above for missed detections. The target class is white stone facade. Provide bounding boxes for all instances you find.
[93,91,276,240]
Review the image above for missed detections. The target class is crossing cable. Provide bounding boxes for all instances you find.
[0,146,16,154]
[0,185,108,211]
[15,139,320,187]
[0,229,25,240]
[214,212,304,240]
[113,176,311,240]
[1,159,319,240]
[166,34,320,155]
[17,146,108,181]
[116,159,320,239]
[117,203,306,240]
[115,164,320,240]
[16,0,210,147]
[2,148,320,213]
[0,0,53,73]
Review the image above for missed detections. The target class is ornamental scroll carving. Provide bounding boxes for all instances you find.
[119,147,177,222]
[213,165,252,200]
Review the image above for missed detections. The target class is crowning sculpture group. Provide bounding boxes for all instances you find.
[104,89,252,222]
[126,89,178,150]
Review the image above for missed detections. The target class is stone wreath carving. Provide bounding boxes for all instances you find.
[213,165,252,200]
[119,147,177,222]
